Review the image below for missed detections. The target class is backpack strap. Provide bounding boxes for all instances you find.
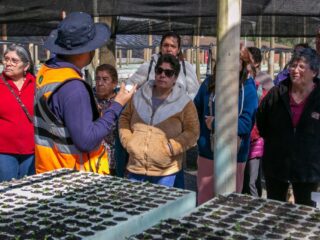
[181,59,187,77]
[146,56,155,82]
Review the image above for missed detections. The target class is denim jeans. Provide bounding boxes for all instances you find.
[127,172,177,187]
[0,153,35,182]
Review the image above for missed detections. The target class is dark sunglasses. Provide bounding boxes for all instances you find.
[155,67,175,77]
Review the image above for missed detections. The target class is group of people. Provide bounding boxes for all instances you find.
[1,11,320,207]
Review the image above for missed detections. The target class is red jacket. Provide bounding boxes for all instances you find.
[0,73,35,154]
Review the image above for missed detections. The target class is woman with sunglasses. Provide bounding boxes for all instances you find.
[119,54,199,187]
[0,44,35,182]
[126,31,200,188]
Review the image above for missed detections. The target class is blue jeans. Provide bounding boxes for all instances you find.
[0,154,35,182]
[127,172,177,187]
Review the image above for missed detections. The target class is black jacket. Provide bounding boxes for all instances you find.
[257,77,320,182]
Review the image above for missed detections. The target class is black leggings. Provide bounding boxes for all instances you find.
[265,177,318,207]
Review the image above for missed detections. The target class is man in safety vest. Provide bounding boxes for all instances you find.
[34,12,136,174]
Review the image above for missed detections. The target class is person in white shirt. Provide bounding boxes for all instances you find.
[126,31,199,100]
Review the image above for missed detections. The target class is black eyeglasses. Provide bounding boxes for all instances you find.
[155,67,175,77]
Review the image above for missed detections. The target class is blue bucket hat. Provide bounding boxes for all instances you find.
[44,12,111,55]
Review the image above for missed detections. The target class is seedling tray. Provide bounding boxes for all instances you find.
[130,193,320,240]
[0,169,196,240]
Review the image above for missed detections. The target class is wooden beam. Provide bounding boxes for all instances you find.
[215,0,241,195]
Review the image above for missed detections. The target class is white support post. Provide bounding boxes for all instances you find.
[214,0,241,195]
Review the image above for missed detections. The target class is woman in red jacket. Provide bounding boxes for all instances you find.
[0,44,35,182]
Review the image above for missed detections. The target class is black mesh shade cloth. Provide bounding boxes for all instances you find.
[0,0,320,37]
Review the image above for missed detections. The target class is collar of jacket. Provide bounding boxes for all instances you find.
[278,76,320,124]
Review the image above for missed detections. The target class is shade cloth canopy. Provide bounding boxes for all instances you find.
[0,0,319,37]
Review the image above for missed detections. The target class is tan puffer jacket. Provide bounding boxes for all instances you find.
[119,81,199,176]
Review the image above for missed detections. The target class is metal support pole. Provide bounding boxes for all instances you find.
[118,49,122,68]
[1,24,7,54]
[268,42,275,77]
[201,50,205,64]
[279,52,285,71]
[148,29,152,61]
[195,18,201,82]
[191,48,195,64]
[126,49,130,65]
[28,43,34,62]
[257,16,262,49]
[303,17,307,43]
[91,16,100,78]
[143,48,148,62]
[99,16,116,67]
[34,45,39,66]
[215,0,241,195]
[196,37,201,82]
[268,16,275,77]
[130,49,133,63]
[186,49,192,63]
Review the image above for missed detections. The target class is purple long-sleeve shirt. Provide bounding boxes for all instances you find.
[47,58,123,152]
[273,68,289,85]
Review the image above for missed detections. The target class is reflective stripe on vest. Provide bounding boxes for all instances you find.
[34,65,109,175]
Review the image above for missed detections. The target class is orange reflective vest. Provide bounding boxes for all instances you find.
[34,65,109,174]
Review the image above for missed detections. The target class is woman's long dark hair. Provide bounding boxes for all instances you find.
[207,47,255,93]
[208,63,216,93]
[240,46,256,86]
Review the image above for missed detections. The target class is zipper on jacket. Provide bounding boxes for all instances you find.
[150,110,155,125]
[149,103,163,125]
[147,99,163,174]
